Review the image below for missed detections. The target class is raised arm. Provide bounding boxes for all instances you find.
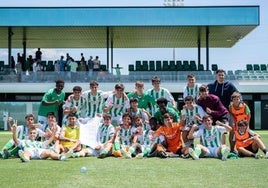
[11,120,19,146]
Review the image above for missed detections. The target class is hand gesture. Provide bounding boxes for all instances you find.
[10,120,18,133]
[206,107,211,114]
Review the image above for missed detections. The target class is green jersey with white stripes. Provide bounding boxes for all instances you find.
[119,127,133,146]
[105,94,130,117]
[194,126,226,148]
[97,124,115,144]
[82,90,111,118]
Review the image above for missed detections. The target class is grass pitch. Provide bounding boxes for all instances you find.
[1,131,268,188]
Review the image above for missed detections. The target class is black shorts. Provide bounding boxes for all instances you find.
[244,144,258,154]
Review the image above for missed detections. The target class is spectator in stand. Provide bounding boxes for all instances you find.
[59,55,65,78]
[32,58,41,82]
[68,58,78,82]
[80,53,85,63]
[35,48,42,62]
[15,61,22,82]
[17,53,23,65]
[112,64,123,82]
[93,56,101,77]
[66,53,71,64]
[11,55,16,69]
[78,60,87,81]
[87,56,94,79]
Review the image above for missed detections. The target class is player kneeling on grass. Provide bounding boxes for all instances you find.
[187,115,232,161]
[11,120,67,162]
[234,119,268,159]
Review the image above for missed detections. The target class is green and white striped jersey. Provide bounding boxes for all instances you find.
[193,126,226,148]
[183,83,200,102]
[18,139,47,150]
[96,124,115,144]
[105,94,130,117]
[64,96,86,118]
[82,90,111,118]
[146,87,174,114]
[119,127,133,146]
[181,104,205,125]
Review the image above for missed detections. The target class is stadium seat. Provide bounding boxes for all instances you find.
[0,61,4,71]
[156,61,162,71]
[40,61,47,71]
[260,64,267,71]
[149,60,155,71]
[100,65,106,71]
[246,64,253,71]
[176,60,183,71]
[162,61,169,71]
[46,61,54,71]
[135,61,142,71]
[142,60,148,71]
[189,61,197,71]
[198,64,204,71]
[128,64,134,71]
[211,64,218,72]
[169,61,176,71]
[183,60,190,71]
[253,64,260,71]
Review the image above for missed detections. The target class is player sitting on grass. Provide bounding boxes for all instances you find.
[0,114,45,159]
[234,119,268,159]
[59,113,88,158]
[41,112,62,154]
[187,115,232,161]
[180,95,205,148]
[113,112,136,159]
[11,120,67,162]
[86,113,115,158]
[153,113,188,158]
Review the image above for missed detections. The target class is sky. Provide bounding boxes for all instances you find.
[0,0,267,75]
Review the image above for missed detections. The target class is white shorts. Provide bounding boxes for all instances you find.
[28,148,45,159]
[203,147,220,158]
[86,146,104,157]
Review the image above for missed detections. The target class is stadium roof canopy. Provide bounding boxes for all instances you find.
[0,6,260,49]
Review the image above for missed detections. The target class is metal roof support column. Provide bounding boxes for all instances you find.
[197,27,201,67]
[205,26,209,71]
[8,27,13,68]
[111,37,114,74]
[106,27,110,73]
[23,41,26,65]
